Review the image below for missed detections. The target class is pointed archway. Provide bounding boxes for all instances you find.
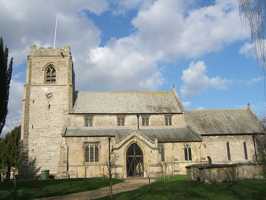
[126,143,144,177]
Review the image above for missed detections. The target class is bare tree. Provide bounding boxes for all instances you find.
[239,0,266,177]
[239,0,266,65]
[106,137,118,199]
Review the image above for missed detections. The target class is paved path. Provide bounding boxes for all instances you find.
[39,178,153,200]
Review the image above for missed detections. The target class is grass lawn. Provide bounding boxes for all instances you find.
[101,176,266,200]
[0,177,121,200]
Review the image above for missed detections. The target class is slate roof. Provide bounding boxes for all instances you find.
[63,127,201,142]
[139,127,201,142]
[185,109,264,135]
[72,90,183,114]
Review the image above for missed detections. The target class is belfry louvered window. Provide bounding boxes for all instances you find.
[85,143,99,162]
[45,65,56,83]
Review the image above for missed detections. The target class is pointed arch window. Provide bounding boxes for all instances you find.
[158,143,165,161]
[226,142,231,161]
[184,144,192,161]
[243,141,248,160]
[45,65,56,83]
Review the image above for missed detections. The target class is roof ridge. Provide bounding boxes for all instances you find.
[187,108,247,112]
[171,89,184,112]
[77,90,172,94]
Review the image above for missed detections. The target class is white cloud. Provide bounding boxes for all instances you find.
[131,0,248,59]
[180,61,228,97]
[196,107,205,110]
[81,36,164,90]
[114,0,147,11]
[239,42,256,58]
[239,40,266,62]
[83,0,248,89]
[235,76,263,87]
[247,76,263,85]
[0,0,108,134]
[0,0,108,63]
[111,0,155,14]
[182,101,191,109]
[0,0,249,133]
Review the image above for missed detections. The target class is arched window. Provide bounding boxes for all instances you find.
[184,144,192,161]
[45,65,56,83]
[158,143,165,161]
[126,143,144,176]
[226,142,231,161]
[243,141,248,160]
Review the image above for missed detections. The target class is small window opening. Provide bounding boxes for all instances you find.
[45,65,56,83]
[158,143,165,161]
[141,115,149,126]
[165,115,172,126]
[85,115,93,127]
[184,144,192,161]
[243,142,248,160]
[117,115,125,126]
[85,143,99,162]
[226,142,231,161]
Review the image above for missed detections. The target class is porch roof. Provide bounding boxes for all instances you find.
[63,127,202,142]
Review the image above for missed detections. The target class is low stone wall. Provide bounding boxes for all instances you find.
[186,163,264,183]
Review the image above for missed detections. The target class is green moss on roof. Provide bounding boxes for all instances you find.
[185,109,264,135]
[72,90,183,114]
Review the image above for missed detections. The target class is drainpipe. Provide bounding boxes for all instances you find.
[108,137,113,199]
[66,142,70,179]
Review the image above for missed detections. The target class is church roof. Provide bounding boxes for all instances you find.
[72,90,183,114]
[138,127,201,142]
[185,109,264,135]
[63,127,201,142]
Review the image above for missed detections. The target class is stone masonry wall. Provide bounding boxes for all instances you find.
[187,163,264,183]
[60,134,204,178]
[68,113,186,128]
[202,135,256,163]
[21,46,73,175]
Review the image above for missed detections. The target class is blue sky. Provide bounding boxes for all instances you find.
[0,0,265,133]
[85,0,265,114]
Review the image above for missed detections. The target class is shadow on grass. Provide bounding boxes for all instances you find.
[0,177,122,200]
[99,176,266,200]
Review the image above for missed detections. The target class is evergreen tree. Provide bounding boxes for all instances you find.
[0,37,13,135]
[0,126,21,179]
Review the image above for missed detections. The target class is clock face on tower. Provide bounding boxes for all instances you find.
[46,92,53,99]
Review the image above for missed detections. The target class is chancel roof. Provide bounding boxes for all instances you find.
[72,90,183,114]
[185,109,264,135]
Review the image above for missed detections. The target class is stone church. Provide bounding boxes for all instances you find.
[21,46,264,178]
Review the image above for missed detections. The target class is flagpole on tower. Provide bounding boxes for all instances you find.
[53,15,58,48]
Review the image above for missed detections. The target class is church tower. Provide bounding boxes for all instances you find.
[21,45,74,175]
